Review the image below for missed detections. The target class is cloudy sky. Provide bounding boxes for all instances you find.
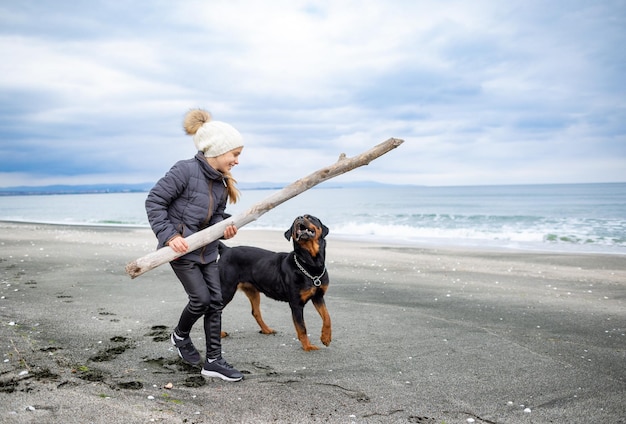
[1,0,624,188]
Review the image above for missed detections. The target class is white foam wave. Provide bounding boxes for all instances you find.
[323,221,626,254]
[331,221,547,244]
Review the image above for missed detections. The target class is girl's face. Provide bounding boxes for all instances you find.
[207,147,243,174]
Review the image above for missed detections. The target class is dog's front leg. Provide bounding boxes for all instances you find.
[312,296,331,347]
[290,304,317,351]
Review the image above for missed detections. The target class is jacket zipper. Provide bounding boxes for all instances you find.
[199,180,214,263]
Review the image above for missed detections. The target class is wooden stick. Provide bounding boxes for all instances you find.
[126,137,404,278]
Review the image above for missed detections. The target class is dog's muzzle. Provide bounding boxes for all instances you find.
[295,222,316,241]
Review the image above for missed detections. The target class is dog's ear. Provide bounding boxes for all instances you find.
[284,227,292,241]
[321,223,329,238]
[312,216,329,238]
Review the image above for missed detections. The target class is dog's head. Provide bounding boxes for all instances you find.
[284,214,329,258]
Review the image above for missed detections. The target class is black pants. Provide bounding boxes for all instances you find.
[170,259,223,360]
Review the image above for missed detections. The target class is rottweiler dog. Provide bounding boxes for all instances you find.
[218,215,331,351]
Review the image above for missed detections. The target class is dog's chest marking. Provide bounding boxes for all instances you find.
[301,239,320,257]
[299,285,326,304]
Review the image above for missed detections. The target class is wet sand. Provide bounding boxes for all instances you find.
[1,221,625,423]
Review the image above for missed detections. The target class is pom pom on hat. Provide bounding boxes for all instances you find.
[183,109,243,158]
[183,109,211,135]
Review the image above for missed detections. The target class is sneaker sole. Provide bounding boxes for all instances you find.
[201,369,243,382]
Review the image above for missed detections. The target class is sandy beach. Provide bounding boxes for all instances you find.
[1,221,625,423]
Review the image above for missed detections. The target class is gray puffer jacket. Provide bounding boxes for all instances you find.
[145,151,230,264]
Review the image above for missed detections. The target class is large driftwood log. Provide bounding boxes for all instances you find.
[126,137,404,278]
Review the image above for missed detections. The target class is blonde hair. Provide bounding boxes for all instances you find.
[224,172,240,204]
[184,108,241,204]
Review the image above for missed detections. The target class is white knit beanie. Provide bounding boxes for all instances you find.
[184,109,243,158]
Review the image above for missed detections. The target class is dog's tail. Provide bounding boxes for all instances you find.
[217,241,228,254]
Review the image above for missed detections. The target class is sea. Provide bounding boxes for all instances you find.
[1,183,625,255]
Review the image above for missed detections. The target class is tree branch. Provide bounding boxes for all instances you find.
[126,137,404,278]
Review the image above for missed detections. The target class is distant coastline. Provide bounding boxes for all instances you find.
[0,182,271,196]
[0,180,404,196]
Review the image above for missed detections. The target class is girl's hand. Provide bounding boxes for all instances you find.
[168,235,189,253]
[223,224,238,240]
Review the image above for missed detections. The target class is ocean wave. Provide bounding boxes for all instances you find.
[328,221,626,251]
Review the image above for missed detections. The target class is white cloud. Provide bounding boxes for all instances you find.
[0,0,624,187]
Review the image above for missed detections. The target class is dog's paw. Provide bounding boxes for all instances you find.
[321,328,331,346]
[302,344,320,351]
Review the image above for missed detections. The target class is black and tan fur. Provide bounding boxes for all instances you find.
[218,215,331,351]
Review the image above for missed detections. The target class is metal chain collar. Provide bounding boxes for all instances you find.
[293,255,326,287]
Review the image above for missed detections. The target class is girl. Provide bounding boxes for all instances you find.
[145,109,244,381]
